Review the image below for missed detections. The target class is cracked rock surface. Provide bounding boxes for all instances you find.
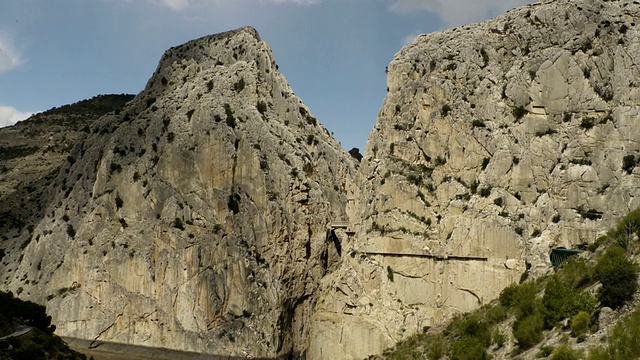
[307,0,640,358]
[3,27,356,358]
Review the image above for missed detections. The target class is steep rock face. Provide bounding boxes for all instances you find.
[7,27,355,357]
[309,0,640,358]
[0,95,133,284]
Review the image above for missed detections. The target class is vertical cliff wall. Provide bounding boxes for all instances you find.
[308,0,640,358]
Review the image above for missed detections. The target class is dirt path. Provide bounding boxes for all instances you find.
[63,337,265,360]
[0,325,32,340]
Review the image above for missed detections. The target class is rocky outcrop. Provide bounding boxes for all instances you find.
[308,0,640,358]
[4,27,356,358]
[0,94,133,284]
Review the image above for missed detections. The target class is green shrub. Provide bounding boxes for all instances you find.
[513,105,527,120]
[607,207,640,249]
[550,344,583,360]
[257,101,267,114]
[173,217,185,230]
[571,311,590,337]
[480,48,489,66]
[115,195,124,209]
[500,282,539,318]
[493,330,506,348]
[580,117,595,129]
[542,276,595,328]
[622,155,636,174]
[513,313,544,349]
[234,77,245,92]
[387,266,394,282]
[66,224,76,238]
[224,104,236,128]
[427,334,445,360]
[595,246,639,309]
[472,119,486,128]
[597,307,640,359]
[537,345,554,358]
[557,257,593,289]
[485,304,509,324]
[451,314,491,347]
[449,336,490,360]
[441,104,452,117]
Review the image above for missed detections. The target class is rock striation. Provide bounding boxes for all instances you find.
[3,27,355,358]
[308,0,640,358]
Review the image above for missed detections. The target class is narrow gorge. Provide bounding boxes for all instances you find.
[1,0,640,359]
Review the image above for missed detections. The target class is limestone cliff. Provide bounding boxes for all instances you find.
[0,94,134,278]
[4,27,355,358]
[308,0,640,358]
[4,1,640,358]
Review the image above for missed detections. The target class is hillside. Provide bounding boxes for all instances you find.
[0,291,87,360]
[0,94,133,279]
[376,208,640,359]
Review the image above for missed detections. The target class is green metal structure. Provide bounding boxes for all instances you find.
[550,247,585,267]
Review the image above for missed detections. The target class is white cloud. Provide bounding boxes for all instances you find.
[154,0,191,11]
[0,106,32,128]
[106,0,318,11]
[259,0,318,4]
[401,31,422,46]
[389,0,534,27]
[0,34,21,74]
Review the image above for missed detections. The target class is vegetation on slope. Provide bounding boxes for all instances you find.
[373,208,640,360]
[0,291,88,360]
[32,94,135,119]
[22,94,135,129]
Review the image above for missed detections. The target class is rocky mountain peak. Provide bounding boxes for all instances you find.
[3,27,356,358]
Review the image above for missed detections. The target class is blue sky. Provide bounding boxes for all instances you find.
[0,0,533,151]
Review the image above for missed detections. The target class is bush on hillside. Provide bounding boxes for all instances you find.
[595,246,639,309]
[571,311,590,337]
[556,257,593,289]
[588,307,640,360]
[499,282,539,319]
[607,207,640,249]
[513,312,544,349]
[542,276,596,328]
[550,344,583,360]
[449,336,490,360]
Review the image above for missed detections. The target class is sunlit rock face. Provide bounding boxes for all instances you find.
[308,0,640,358]
[6,27,356,358]
[4,1,640,358]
